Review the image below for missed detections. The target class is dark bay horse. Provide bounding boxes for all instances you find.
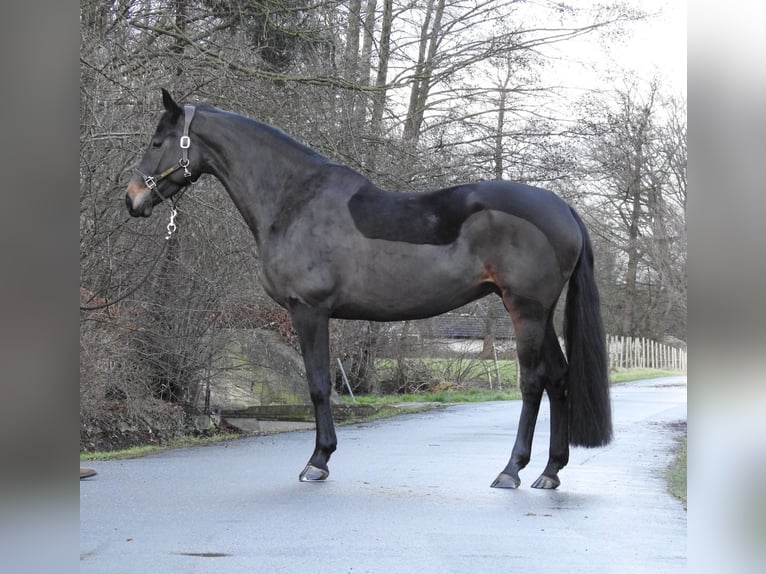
[126,90,612,489]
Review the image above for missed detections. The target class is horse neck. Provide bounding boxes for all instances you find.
[198,110,327,244]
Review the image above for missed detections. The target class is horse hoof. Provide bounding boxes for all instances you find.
[299,464,329,482]
[531,474,560,490]
[490,472,521,489]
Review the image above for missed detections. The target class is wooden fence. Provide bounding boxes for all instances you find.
[607,335,687,372]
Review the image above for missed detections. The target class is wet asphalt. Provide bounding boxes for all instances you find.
[80,376,687,573]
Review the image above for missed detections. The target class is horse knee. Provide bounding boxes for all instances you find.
[309,385,330,405]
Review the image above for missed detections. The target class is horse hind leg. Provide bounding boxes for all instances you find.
[491,293,549,489]
[530,322,569,489]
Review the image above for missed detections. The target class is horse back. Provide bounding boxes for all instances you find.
[347,179,581,256]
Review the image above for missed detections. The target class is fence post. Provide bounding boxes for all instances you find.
[493,346,501,390]
[606,334,686,373]
[632,337,637,369]
[336,358,356,402]
[668,346,672,370]
[620,335,625,369]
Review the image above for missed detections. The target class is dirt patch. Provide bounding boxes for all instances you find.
[663,420,687,433]
[79,400,241,452]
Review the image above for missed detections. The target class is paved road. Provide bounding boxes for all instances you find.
[80,377,687,573]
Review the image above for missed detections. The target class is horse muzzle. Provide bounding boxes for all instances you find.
[126,179,154,217]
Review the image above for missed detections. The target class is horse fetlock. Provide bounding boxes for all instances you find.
[511,452,531,470]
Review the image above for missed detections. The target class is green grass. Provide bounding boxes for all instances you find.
[81,367,684,461]
[349,367,683,406]
[372,358,680,388]
[666,433,687,508]
[372,357,517,387]
[80,433,241,462]
[348,386,521,405]
[609,368,681,383]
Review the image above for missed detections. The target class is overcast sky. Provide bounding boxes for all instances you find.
[609,0,686,92]
[542,0,687,98]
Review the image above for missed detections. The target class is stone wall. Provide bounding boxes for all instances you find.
[201,328,312,411]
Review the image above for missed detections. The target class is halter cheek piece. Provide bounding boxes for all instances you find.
[136,104,197,203]
[135,104,196,239]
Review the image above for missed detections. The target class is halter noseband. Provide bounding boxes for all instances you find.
[138,104,197,203]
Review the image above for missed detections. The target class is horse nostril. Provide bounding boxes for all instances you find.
[125,194,138,216]
[126,192,146,217]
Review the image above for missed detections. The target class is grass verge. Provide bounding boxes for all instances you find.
[348,386,521,405]
[610,368,681,383]
[666,431,688,508]
[371,357,517,389]
[80,433,241,462]
[81,367,684,460]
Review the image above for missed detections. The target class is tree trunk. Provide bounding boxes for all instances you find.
[343,0,361,82]
[402,0,446,145]
[368,0,393,170]
[395,321,412,392]
[172,0,188,76]
[359,0,377,81]
[347,0,377,129]
[494,78,509,180]
[620,190,641,335]
[620,103,651,336]
[481,301,498,359]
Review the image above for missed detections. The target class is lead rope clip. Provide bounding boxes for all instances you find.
[166,208,178,240]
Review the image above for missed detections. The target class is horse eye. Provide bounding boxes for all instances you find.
[151,139,163,148]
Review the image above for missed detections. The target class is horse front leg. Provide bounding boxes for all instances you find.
[289,302,337,482]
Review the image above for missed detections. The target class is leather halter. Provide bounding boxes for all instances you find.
[137,104,197,203]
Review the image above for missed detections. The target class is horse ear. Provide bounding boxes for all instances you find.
[161,89,182,119]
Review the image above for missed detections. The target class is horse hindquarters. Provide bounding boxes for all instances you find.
[490,206,607,489]
[563,209,613,448]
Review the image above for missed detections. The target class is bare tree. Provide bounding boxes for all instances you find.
[80,0,673,451]
[577,81,686,340]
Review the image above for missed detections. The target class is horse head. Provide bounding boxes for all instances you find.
[126,89,202,217]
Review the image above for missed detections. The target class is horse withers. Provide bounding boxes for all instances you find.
[126,90,612,489]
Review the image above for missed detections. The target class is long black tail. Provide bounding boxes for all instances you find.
[564,208,613,447]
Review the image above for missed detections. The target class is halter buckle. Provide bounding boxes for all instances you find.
[144,175,157,189]
[180,135,191,149]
